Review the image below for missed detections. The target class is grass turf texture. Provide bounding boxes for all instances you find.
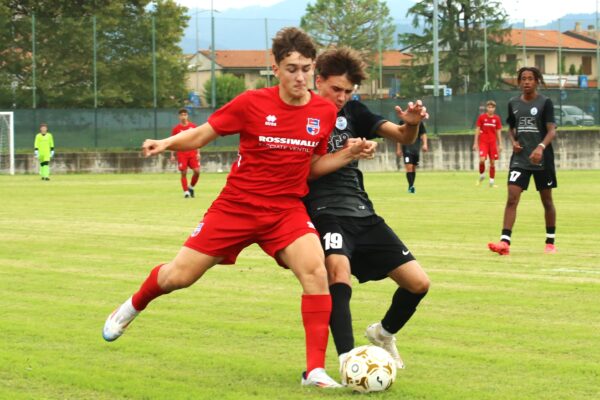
[1,171,599,399]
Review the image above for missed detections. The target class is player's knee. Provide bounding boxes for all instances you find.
[159,262,195,290]
[327,266,351,285]
[408,276,430,294]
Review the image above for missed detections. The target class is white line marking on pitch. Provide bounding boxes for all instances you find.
[547,268,600,275]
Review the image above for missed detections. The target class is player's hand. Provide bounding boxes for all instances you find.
[361,140,378,159]
[512,142,523,153]
[472,143,478,151]
[34,150,38,159]
[422,144,428,152]
[142,139,168,157]
[50,150,54,158]
[529,147,543,165]
[395,100,428,126]
[345,138,375,159]
[498,145,503,154]
[170,154,176,162]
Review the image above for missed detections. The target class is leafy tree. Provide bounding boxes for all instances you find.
[399,0,514,95]
[203,73,246,109]
[0,0,189,108]
[300,0,395,61]
[568,64,577,75]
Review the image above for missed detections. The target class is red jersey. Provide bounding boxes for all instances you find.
[208,86,336,209]
[476,113,502,143]
[171,121,198,157]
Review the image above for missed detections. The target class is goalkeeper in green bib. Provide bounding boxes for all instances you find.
[34,123,55,180]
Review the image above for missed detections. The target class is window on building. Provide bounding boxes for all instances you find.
[581,56,592,75]
[506,54,517,64]
[534,55,545,73]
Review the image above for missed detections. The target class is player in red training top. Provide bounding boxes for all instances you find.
[473,100,503,187]
[171,108,199,198]
[102,27,379,388]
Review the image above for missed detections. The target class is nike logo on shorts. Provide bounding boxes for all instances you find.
[402,249,410,256]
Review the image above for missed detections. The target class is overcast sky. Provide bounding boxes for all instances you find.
[176,0,600,26]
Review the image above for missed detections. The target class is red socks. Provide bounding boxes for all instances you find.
[180,176,189,192]
[301,294,332,374]
[479,162,485,174]
[490,166,496,179]
[131,264,167,311]
[190,172,199,187]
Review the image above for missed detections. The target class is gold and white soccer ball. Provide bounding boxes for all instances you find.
[341,345,397,393]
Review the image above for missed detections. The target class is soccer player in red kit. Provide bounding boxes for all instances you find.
[473,100,503,187]
[171,108,200,198]
[102,27,375,388]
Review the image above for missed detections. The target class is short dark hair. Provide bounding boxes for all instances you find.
[178,108,188,115]
[40,123,48,127]
[271,27,316,64]
[517,67,545,85]
[315,47,368,86]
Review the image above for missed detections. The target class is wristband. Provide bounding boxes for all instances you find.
[537,143,546,149]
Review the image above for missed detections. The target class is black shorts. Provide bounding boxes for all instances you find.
[507,167,557,191]
[312,214,415,283]
[403,152,419,166]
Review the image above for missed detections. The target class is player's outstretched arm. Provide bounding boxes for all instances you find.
[308,139,376,180]
[376,100,428,144]
[142,123,218,157]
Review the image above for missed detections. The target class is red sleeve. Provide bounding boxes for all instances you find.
[495,115,502,129]
[171,125,177,136]
[207,92,249,136]
[476,114,484,128]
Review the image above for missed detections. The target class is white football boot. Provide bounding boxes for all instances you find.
[301,368,343,388]
[365,322,405,369]
[102,297,139,342]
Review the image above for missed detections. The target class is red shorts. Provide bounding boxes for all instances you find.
[479,140,499,160]
[177,154,200,172]
[184,198,319,267]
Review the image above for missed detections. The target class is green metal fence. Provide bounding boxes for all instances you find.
[5,88,598,151]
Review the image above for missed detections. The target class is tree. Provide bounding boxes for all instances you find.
[0,0,189,108]
[300,0,395,59]
[399,0,514,96]
[203,73,246,109]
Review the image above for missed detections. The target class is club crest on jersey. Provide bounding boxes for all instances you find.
[306,118,320,136]
[336,116,347,130]
[530,107,538,116]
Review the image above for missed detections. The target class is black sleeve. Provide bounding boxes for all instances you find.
[347,101,386,140]
[506,101,515,128]
[543,97,555,125]
[419,122,427,134]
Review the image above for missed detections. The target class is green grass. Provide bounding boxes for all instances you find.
[1,171,599,399]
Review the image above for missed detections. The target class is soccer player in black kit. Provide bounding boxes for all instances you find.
[304,47,430,371]
[488,67,558,255]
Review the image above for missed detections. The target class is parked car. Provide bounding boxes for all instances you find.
[553,105,595,126]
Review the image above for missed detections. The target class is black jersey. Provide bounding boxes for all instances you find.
[304,101,386,218]
[400,120,427,155]
[506,94,555,171]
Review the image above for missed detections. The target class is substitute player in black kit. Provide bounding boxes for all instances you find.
[305,47,430,370]
[488,67,557,255]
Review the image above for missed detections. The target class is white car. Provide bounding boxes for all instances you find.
[554,105,595,126]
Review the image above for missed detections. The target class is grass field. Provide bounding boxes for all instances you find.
[1,171,599,400]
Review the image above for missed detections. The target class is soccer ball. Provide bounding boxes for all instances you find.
[341,345,397,393]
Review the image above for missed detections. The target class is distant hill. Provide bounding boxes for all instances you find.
[180,0,416,53]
